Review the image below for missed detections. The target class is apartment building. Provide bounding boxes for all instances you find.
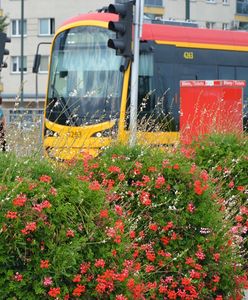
[0,0,110,109]
[0,0,248,109]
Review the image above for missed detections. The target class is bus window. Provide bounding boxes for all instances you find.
[218,66,235,79]
[138,51,154,113]
[236,67,248,130]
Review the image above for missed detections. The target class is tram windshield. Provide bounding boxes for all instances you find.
[46,26,124,126]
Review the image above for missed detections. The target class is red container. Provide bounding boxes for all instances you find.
[180,80,245,144]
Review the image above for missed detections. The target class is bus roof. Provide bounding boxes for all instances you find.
[61,12,248,49]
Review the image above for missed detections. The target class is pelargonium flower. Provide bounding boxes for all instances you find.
[13,194,27,207]
[94,259,105,268]
[39,175,52,183]
[43,277,53,286]
[40,259,49,269]
[5,211,18,219]
[48,287,60,298]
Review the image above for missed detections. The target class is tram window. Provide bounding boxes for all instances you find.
[138,51,154,113]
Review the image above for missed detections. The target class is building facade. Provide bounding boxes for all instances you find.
[0,0,248,109]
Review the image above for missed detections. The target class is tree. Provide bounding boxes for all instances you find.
[0,15,9,33]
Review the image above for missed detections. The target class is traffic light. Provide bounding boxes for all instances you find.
[0,32,11,69]
[107,1,133,58]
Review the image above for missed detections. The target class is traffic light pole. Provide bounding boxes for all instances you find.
[129,0,144,147]
[20,0,24,107]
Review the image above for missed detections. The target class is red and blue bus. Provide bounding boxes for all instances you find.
[42,12,248,160]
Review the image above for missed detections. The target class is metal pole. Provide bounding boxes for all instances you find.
[20,0,24,106]
[129,0,143,147]
[185,0,190,20]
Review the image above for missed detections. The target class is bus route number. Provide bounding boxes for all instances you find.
[184,52,194,60]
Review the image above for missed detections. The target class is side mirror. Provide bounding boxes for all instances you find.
[32,54,41,73]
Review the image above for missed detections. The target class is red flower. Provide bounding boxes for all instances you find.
[41,200,52,209]
[185,257,195,265]
[161,236,170,246]
[40,259,49,269]
[89,180,101,191]
[115,205,123,216]
[39,175,52,183]
[72,284,86,296]
[149,223,158,231]
[145,265,155,273]
[139,191,152,206]
[5,211,18,219]
[48,287,60,298]
[200,170,209,181]
[196,247,205,260]
[49,187,57,196]
[189,270,201,279]
[194,180,203,195]
[212,275,220,283]
[228,180,235,188]
[237,185,245,192]
[80,262,91,274]
[163,221,174,231]
[148,166,157,172]
[146,251,156,262]
[21,222,37,235]
[116,295,128,300]
[155,176,166,188]
[173,164,180,170]
[167,290,177,299]
[13,194,27,207]
[66,229,75,238]
[181,277,191,285]
[73,274,81,282]
[187,202,195,213]
[213,253,220,262]
[108,165,121,173]
[129,230,136,239]
[14,272,23,282]
[100,209,109,218]
[95,259,105,268]
[118,173,125,181]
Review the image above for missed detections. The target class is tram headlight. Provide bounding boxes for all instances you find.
[44,127,58,137]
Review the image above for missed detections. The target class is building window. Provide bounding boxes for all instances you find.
[237,0,248,14]
[11,56,27,73]
[115,0,163,5]
[222,23,229,30]
[11,19,27,36]
[222,0,229,4]
[206,0,216,3]
[39,55,49,73]
[39,18,55,36]
[206,21,215,29]
[144,0,163,6]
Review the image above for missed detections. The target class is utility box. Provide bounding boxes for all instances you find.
[180,80,245,144]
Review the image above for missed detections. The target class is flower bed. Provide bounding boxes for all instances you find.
[0,141,247,299]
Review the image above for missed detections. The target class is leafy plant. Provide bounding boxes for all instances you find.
[0,142,246,299]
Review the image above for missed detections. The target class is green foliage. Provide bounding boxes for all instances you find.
[0,138,247,299]
[0,15,9,32]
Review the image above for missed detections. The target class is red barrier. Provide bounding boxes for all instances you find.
[180,80,245,144]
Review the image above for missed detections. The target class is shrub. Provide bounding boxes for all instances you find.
[181,133,248,270]
[0,145,246,299]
